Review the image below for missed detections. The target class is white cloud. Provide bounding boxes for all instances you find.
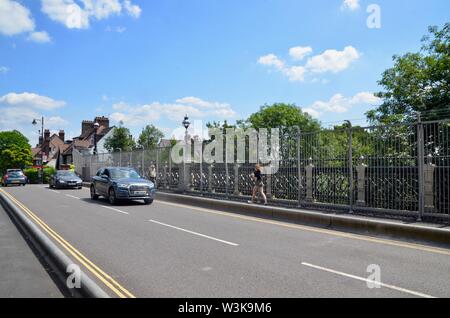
[27,31,52,43]
[0,92,66,110]
[302,108,321,118]
[123,0,141,18]
[41,0,142,29]
[46,116,69,126]
[342,0,360,11]
[283,66,306,82]
[289,46,313,61]
[0,93,68,145]
[258,54,285,70]
[0,66,9,74]
[110,97,237,127]
[105,25,126,33]
[258,54,306,82]
[305,46,360,74]
[258,45,360,82]
[83,0,121,20]
[304,92,381,117]
[0,0,35,36]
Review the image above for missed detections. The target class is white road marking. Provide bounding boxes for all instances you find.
[65,194,81,200]
[301,262,436,298]
[50,190,60,194]
[155,200,450,257]
[101,206,129,215]
[149,219,239,247]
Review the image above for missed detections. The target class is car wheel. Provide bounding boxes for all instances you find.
[108,188,117,205]
[90,186,99,200]
[144,198,154,205]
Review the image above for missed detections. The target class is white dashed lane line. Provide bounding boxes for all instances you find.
[301,262,436,298]
[149,219,239,247]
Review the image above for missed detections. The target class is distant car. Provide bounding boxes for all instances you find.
[90,167,156,205]
[49,170,83,189]
[2,170,27,187]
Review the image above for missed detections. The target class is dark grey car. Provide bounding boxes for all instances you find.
[90,167,156,205]
[49,171,83,189]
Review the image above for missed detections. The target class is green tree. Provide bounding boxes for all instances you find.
[367,23,450,123]
[0,130,30,150]
[104,122,135,152]
[1,145,33,172]
[137,125,164,150]
[246,103,321,132]
[0,131,32,174]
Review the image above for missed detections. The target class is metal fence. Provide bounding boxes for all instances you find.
[74,119,450,223]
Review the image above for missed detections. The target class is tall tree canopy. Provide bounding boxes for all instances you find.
[137,125,164,149]
[367,23,450,123]
[0,130,32,173]
[104,122,135,152]
[246,103,321,132]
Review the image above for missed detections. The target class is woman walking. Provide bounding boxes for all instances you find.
[248,164,268,205]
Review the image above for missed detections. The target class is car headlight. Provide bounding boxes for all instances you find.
[117,183,129,188]
[59,180,66,183]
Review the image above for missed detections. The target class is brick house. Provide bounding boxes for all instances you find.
[61,116,115,165]
[31,130,70,168]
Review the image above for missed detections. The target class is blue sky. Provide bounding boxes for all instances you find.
[0,0,449,145]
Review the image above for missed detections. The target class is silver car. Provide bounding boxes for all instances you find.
[90,167,156,205]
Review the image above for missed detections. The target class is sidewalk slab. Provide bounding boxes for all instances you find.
[0,205,63,298]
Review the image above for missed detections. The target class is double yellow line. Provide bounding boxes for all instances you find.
[0,188,135,298]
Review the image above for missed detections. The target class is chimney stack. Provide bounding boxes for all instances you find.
[59,130,65,142]
[94,116,110,129]
[82,120,93,135]
[44,129,50,142]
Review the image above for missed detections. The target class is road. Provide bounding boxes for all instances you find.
[0,202,62,297]
[2,184,450,298]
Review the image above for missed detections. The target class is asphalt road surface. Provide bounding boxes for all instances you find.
[2,184,450,298]
[0,202,62,297]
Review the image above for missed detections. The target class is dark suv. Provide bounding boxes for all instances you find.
[90,167,156,205]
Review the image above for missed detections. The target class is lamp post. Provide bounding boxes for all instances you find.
[32,117,45,184]
[93,122,100,155]
[182,115,190,192]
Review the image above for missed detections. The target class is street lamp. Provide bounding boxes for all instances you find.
[32,117,45,184]
[93,122,100,155]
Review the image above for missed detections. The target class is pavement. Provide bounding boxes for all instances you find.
[0,199,63,298]
[1,184,450,298]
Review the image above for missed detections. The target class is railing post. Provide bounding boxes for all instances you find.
[346,120,354,213]
[305,158,314,203]
[356,156,367,207]
[266,172,272,199]
[297,127,302,207]
[208,163,214,193]
[424,154,436,213]
[417,114,425,221]
[162,162,168,189]
[234,164,240,196]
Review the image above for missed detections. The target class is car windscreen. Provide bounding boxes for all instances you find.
[9,172,23,177]
[57,172,77,177]
[110,169,141,179]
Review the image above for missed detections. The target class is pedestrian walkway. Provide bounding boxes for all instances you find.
[0,205,62,298]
